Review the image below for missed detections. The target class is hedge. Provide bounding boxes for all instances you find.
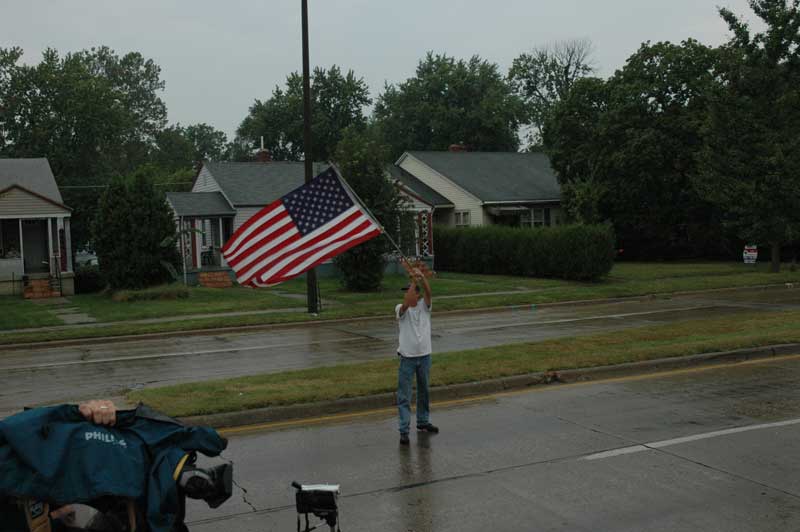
[433,224,615,281]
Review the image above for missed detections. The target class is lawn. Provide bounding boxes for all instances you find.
[128,307,800,417]
[69,286,300,322]
[1,261,798,342]
[0,297,62,330]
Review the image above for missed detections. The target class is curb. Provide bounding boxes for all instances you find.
[2,282,796,351]
[177,342,800,429]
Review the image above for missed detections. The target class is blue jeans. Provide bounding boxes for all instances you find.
[397,354,431,434]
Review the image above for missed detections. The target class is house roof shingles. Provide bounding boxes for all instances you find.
[204,161,329,206]
[0,158,64,204]
[166,192,235,217]
[406,151,561,203]
[386,165,453,207]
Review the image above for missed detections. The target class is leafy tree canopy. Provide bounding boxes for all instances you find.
[698,0,800,271]
[235,65,371,162]
[509,39,595,149]
[374,53,525,158]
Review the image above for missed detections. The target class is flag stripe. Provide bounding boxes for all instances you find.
[265,229,381,286]
[229,226,301,273]
[268,219,375,281]
[222,201,284,256]
[227,220,297,270]
[225,211,292,263]
[243,209,366,284]
[276,224,381,281]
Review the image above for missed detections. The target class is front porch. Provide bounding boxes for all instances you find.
[0,216,74,297]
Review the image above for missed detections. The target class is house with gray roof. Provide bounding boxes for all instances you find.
[395,149,563,229]
[0,158,74,296]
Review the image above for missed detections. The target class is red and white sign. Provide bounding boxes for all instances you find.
[743,245,758,265]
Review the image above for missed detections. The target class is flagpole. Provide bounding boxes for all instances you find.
[301,0,320,314]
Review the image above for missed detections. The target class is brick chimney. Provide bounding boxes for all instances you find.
[255,135,271,162]
[448,143,467,153]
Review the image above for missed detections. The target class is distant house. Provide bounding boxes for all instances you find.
[394,149,562,229]
[0,158,74,297]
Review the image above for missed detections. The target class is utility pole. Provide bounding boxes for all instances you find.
[301,0,320,314]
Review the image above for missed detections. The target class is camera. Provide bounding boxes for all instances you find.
[292,481,340,531]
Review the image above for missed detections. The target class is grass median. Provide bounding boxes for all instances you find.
[2,262,799,346]
[128,308,800,418]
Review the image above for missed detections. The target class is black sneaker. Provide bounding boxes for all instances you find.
[399,433,410,445]
[417,423,439,433]
[179,463,233,508]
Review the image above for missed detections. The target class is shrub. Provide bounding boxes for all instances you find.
[111,284,189,302]
[433,224,615,281]
[74,264,105,294]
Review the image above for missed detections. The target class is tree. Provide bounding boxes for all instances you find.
[374,53,525,158]
[698,0,800,272]
[544,40,727,259]
[93,171,179,290]
[509,39,595,148]
[332,127,404,291]
[0,46,168,252]
[153,123,229,172]
[235,66,371,162]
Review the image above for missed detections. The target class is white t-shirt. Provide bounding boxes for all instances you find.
[395,301,432,357]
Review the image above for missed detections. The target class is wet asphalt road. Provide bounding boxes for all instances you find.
[1,287,800,415]
[185,355,800,532]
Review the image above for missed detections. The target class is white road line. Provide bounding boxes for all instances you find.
[583,418,800,461]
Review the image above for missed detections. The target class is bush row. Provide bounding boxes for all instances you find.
[111,284,190,302]
[433,224,616,281]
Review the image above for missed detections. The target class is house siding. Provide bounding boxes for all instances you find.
[398,155,483,226]
[234,207,261,232]
[192,167,222,193]
[0,188,69,217]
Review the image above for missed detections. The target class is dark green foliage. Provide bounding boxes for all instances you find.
[74,265,105,294]
[111,284,189,302]
[697,0,800,272]
[508,39,595,148]
[93,172,179,290]
[153,123,229,172]
[236,66,371,162]
[374,53,525,158]
[434,225,615,281]
[332,127,404,291]
[544,40,728,259]
[0,46,168,253]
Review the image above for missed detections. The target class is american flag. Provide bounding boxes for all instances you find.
[221,166,383,287]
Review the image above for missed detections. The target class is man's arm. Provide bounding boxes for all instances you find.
[398,284,417,316]
[417,269,432,308]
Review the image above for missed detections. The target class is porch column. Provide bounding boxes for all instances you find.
[219,218,227,267]
[194,219,202,269]
[47,218,54,275]
[63,218,73,272]
[18,219,24,275]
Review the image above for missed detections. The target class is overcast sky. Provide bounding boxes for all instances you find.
[1,0,760,140]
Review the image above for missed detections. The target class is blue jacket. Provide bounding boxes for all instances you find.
[0,404,226,532]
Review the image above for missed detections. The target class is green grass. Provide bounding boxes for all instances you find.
[0,297,62,330]
[128,308,800,417]
[1,261,798,341]
[68,286,300,322]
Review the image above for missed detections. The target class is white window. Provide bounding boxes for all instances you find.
[455,211,471,227]
[522,208,551,227]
